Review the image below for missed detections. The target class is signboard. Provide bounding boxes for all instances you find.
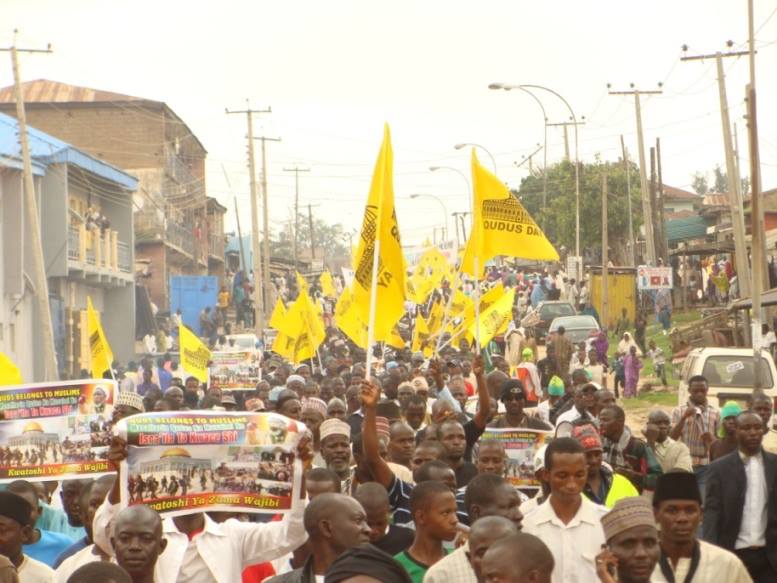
[566,256,582,282]
[0,380,118,482]
[208,350,262,392]
[480,427,552,491]
[637,265,673,290]
[116,411,305,517]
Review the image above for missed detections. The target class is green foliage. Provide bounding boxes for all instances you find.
[269,214,349,260]
[517,159,643,252]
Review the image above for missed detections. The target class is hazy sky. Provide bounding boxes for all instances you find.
[4,0,777,246]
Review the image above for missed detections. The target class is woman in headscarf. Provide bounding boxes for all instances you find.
[617,332,641,357]
[592,330,609,364]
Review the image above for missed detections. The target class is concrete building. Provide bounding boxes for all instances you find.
[0,112,137,381]
[0,80,227,312]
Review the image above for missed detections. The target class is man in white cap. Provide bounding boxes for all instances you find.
[286,375,306,397]
[112,391,144,424]
[319,419,353,494]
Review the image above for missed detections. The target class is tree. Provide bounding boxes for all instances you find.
[269,214,349,263]
[517,158,643,259]
[692,166,749,195]
[692,172,709,195]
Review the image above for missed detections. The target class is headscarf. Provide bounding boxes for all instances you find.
[325,544,412,583]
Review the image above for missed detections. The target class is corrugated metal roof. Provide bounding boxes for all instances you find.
[0,79,154,104]
[665,215,711,242]
[702,193,729,207]
[0,112,138,189]
[663,184,700,201]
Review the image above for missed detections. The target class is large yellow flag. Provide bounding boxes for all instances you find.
[335,287,368,349]
[87,297,114,377]
[467,287,516,346]
[319,271,337,298]
[352,125,406,343]
[461,151,559,276]
[385,326,406,350]
[284,289,326,363]
[411,314,432,356]
[268,298,287,330]
[296,272,309,294]
[179,324,211,383]
[0,353,22,386]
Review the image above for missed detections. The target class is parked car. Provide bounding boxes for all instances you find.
[225,333,262,352]
[677,347,777,427]
[547,315,600,345]
[528,301,577,343]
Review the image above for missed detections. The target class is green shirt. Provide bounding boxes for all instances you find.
[394,550,448,583]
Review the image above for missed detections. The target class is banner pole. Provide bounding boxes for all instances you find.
[474,256,481,353]
[365,239,382,380]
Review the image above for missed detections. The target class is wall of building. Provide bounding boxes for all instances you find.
[40,164,68,278]
[136,242,167,310]
[0,168,36,382]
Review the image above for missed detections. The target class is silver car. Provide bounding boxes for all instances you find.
[547,315,600,345]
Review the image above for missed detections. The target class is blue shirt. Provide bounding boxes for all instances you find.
[53,536,89,569]
[24,529,74,566]
[157,368,172,391]
[36,503,86,542]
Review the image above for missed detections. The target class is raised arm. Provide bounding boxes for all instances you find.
[471,355,490,429]
[360,379,395,487]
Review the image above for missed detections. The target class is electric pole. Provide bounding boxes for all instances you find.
[681,46,751,298]
[1,35,58,381]
[620,136,636,266]
[608,85,663,265]
[283,166,310,267]
[255,134,281,316]
[307,203,321,262]
[226,101,270,335]
[546,120,586,161]
[602,171,609,328]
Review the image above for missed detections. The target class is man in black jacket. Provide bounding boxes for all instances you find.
[266,493,370,583]
[703,410,777,582]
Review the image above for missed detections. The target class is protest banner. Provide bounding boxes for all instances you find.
[479,427,552,491]
[637,265,673,290]
[208,350,262,392]
[0,379,117,482]
[115,411,305,517]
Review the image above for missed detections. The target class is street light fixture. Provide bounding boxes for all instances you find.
[489,82,581,271]
[453,142,497,173]
[409,193,449,245]
[428,166,472,215]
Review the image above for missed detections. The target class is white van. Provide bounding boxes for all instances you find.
[677,347,777,427]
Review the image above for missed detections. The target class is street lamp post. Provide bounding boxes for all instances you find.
[410,193,449,245]
[453,142,497,173]
[489,82,580,272]
[429,166,471,215]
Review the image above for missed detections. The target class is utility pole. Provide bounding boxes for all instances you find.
[681,46,751,298]
[1,36,58,381]
[255,134,281,316]
[283,166,310,267]
[307,203,321,261]
[226,101,270,335]
[649,146,659,261]
[620,136,636,266]
[602,171,609,329]
[546,121,586,161]
[656,138,667,264]
[609,86,663,265]
[222,165,248,275]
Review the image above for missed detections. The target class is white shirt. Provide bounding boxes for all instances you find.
[735,450,768,549]
[423,543,475,583]
[652,539,752,583]
[55,545,108,583]
[19,555,55,583]
[555,406,593,428]
[522,496,608,583]
[536,400,552,424]
[93,500,306,583]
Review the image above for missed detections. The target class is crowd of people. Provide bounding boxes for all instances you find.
[3,325,777,583]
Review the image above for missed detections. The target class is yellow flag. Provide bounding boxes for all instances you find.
[352,125,406,343]
[427,300,445,335]
[320,271,337,297]
[179,324,211,383]
[273,332,296,361]
[335,287,368,349]
[0,353,22,386]
[87,297,114,378]
[296,272,309,293]
[461,151,559,276]
[268,298,287,330]
[385,326,406,350]
[284,289,326,363]
[411,314,432,356]
[467,288,516,346]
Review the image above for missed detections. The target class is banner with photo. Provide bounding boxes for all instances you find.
[115,411,305,518]
[0,379,117,482]
[208,350,262,392]
[480,427,552,491]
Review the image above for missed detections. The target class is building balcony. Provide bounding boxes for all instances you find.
[135,211,198,259]
[67,225,133,284]
[208,233,225,261]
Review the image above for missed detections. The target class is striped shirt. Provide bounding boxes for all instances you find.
[671,402,720,466]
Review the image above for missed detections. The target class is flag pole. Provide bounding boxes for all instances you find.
[433,268,462,357]
[474,256,481,353]
[365,238,382,380]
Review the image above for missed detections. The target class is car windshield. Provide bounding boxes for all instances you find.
[231,337,256,349]
[550,316,597,331]
[701,355,774,388]
[539,303,575,320]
